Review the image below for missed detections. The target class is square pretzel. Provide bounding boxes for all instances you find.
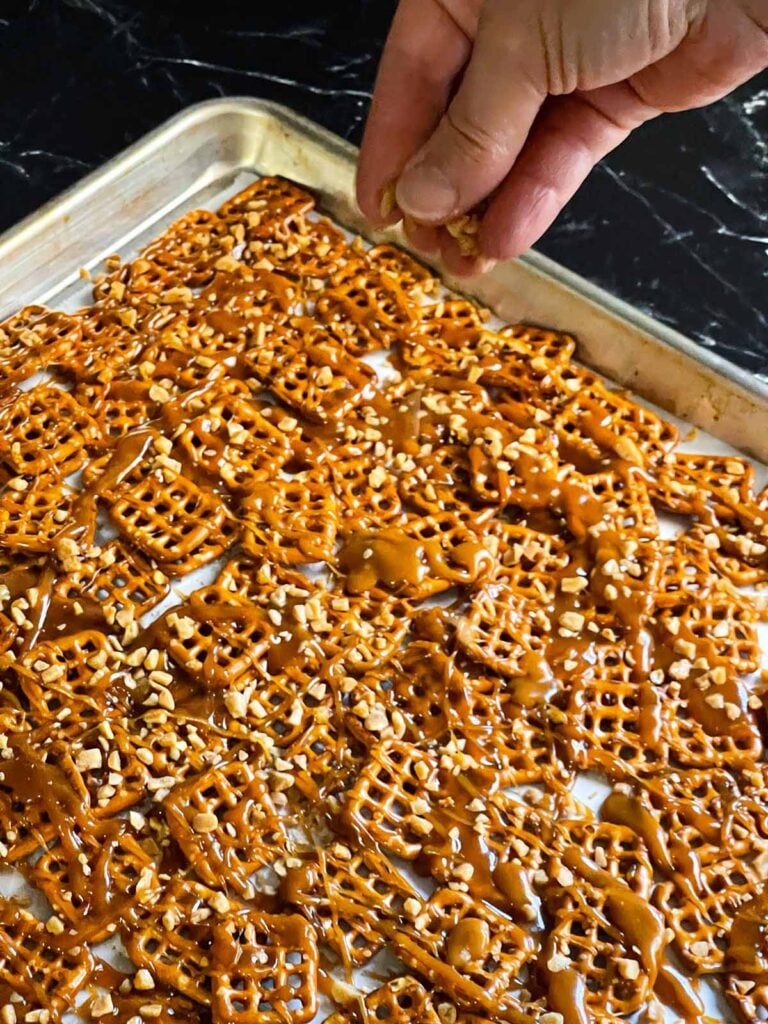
[316,264,415,355]
[0,383,102,478]
[392,888,535,1019]
[164,757,286,895]
[0,473,86,554]
[0,901,94,1014]
[108,467,238,574]
[280,842,420,966]
[27,822,160,943]
[178,390,292,494]
[126,878,223,1005]
[343,740,440,860]
[241,469,339,565]
[211,911,318,1024]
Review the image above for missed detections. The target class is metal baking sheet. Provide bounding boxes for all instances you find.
[1,96,767,460]
[0,97,764,1022]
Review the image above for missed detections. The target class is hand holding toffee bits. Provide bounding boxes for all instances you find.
[358,0,768,274]
[0,176,767,1022]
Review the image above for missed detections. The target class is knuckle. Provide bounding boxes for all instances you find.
[444,107,506,164]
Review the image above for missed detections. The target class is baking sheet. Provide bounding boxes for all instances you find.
[0,107,766,1022]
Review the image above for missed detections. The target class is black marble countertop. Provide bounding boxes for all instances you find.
[1,0,766,376]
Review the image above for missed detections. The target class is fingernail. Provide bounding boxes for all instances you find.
[379,181,399,221]
[396,161,458,222]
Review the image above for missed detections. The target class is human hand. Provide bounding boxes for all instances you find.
[357,0,768,275]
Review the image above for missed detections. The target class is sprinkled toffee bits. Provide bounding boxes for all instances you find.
[0,175,767,1024]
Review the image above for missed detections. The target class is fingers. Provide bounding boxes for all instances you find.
[394,2,546,224]
[479,83,656,259]
[356,0,473,227]
[629,0,768,111]
[403,217,443,254]
[439,232,495,277]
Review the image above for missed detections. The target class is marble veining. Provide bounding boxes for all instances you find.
[0,0,765,376]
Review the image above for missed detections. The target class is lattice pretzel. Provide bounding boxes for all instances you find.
[0,383,102,478]
[280,841,420,966]
[27,821,161,943]
[392,888,536,1020]
[0,472,88,553]
[109,466,238,574]
[241,469,339,564]
[164,756,287,895]
[0,900,94,1014]
[125,877,223,1005]
[211,911,319,1024]
[343,740,440,859]
[317,263,416,355]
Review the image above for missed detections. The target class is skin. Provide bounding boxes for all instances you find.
[357,0,768,275]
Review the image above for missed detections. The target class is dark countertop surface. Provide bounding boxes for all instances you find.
[1,0,767,376]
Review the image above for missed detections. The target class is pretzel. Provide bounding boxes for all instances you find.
[317,263,416,354]
[108,463,238,574]
[726,976,768,1024]
[540,907,657,1018]
[211,911,318,1024]
[74,379,163,440]
[368,243,438,296]
[266,333,378,423]
[164,756,287,895]
[392,888,536,1021]
[499,322,576,364]
[343,740,440,859]
[462,415,558,508]
[218,175,315,242]
[658,592,760,674]
[322,976,443,1024]
[56,536,169,622]
[17,629,129,723]
[420,787,552,913]
[656,856,763,973]
[467,709,574,789]
[202,265,304,323]
[240,469,338,564]
[0,900,94,1015]
[650,450,755,514]
[158,591,280,689]
[136,334,230,393]
[255,216,354,280]
[397,444,486,522]
[0,306,83,383]
[278,715,363,802]
[554,378,677,468]
[322,593,413,678]
[339,513,495,600]
[552,817,655,897]
[125,877,223,1004]
[26,821,160,942]
[0,473,88,554]
[455,583,548,677]
[330,447,403,534]
[280,841,420,966]
[149,209,237,276]
[177,388,292,493]
[0,383,102,478]
[553,649,669,777]
[62,305,147,381]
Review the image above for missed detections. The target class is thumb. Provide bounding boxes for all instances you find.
[395,5,546,224]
